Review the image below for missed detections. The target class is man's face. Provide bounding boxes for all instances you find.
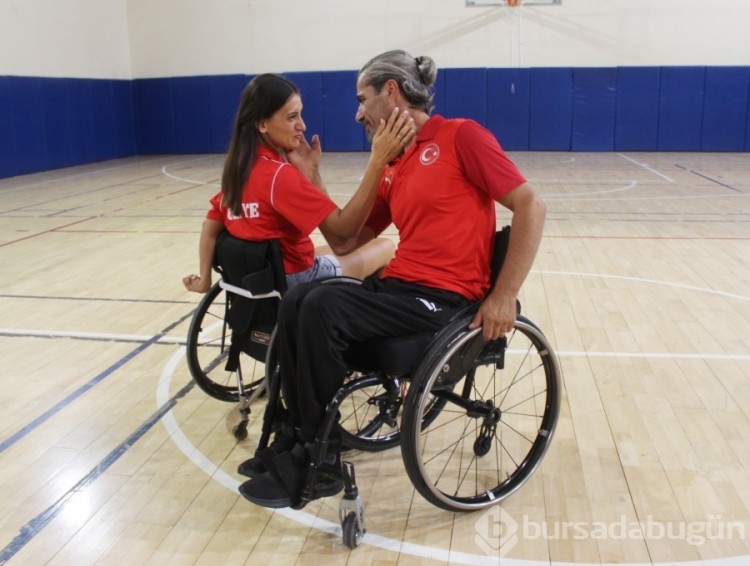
[355,79,394,142]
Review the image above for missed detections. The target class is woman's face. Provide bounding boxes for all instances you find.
[258,94,306,151]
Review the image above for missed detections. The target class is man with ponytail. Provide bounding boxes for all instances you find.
[238,51,546,509]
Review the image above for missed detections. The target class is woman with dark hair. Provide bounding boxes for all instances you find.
[183,73,414,293]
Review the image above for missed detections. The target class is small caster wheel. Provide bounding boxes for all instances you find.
[473,433,492,456]
[342,512,362,548]
[233,423,248,441]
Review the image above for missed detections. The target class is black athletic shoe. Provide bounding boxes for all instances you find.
[237,426,296,479]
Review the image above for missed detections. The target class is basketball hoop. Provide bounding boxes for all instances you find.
[507,0,521,6]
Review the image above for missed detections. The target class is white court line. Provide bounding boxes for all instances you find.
[2,327,748,363]
[150,160,749,561]
[161,156,221,187]
[617,153,675,183]
[543,180,638,199]
[537,270,750,303]
[153,269,750,564]
[0,328,186,345]
[157,344,748,565]
[155,347,571,566]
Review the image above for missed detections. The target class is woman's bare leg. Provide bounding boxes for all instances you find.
[315,238,396,280]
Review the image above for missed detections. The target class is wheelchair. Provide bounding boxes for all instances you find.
[184,231,401,445]
[185,231,287,441]
[255,226,562,548]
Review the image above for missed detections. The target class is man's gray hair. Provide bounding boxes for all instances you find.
[358,50,437,114]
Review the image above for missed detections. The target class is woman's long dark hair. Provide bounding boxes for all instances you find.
[221,74,300,216]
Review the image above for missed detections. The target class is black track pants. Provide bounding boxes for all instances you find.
[275,276,472,442]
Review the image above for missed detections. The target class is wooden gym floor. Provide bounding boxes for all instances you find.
[0,150,748,565]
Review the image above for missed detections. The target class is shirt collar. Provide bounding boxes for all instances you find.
[415,114,445,143]
[257,144,284,161]
[389,114,443,167]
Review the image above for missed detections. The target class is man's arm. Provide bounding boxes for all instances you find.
[469,182,546,340]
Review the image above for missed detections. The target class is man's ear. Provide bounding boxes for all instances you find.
[385,78,400,102]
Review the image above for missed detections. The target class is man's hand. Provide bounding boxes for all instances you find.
[469,292,517,341]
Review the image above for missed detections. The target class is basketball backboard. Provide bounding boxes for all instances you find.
[466,0,561,6]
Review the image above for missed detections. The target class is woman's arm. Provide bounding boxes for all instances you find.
[317,108,414,255]
[182,218,224,293]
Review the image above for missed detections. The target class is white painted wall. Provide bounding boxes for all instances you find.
[0,0,132,78]
[2,0,749,79]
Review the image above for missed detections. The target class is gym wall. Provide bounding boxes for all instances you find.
[1,0,749,179]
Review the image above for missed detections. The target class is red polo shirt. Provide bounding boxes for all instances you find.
[206,146,337,274]
[365,115,526,301]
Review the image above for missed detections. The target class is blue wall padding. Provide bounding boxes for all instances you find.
[572,68,617,151]
[172,76,212,153]
[486,68,531,151]
[285,71,325,149]
[2,66,749,180]
[702,66,750,151]
[431,72,447,118]
[443,68,488,126]
[65,80,99,165]
[208,74,246,153]
[0,77,137,178]
[134,78,176,154]
[111,80,137,158]
[321,71,365,151]
[615,67,661,151]
[90,80,118,161]
[8,77,49,175]
[529,68,573,150]
[41,78,74,170]
[0,77,16,179]
[658,66,705,150]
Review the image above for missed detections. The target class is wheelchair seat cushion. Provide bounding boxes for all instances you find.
[345,332,433,377]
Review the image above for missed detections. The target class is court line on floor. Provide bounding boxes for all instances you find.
[0,379,195,566]
[1,326,747,363]
[537,270,750,303]
[1,270,747,564]
[157,271,750,564]
[157,344,748,565]
[0,328,187,345]
[0,312,193,455]
[617,153,675,182]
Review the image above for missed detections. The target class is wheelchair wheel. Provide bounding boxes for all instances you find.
[336,372,448,453]
[336,373,402,451]
[400,314,561,512]
[341,511,363,548]
[185,282,265,403]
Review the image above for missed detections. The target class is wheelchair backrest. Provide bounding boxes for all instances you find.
[213,230,287,294]
[489,225,511,291]
[213,230,287,362]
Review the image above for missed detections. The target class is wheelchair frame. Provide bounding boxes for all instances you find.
[265,302,561,547]
[185,233,286,440]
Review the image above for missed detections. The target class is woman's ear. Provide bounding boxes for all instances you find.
[257,120,267,134]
